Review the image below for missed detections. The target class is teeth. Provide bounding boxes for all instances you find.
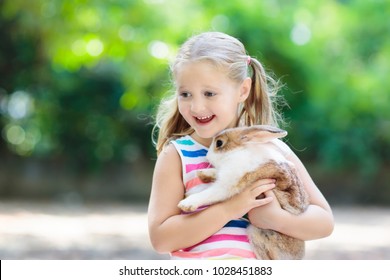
[197,116,212,120]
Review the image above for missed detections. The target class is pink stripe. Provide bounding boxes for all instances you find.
[172,248,256,259]
[185,162,210,173]
[185,177,205,191]
[184,234,249,252]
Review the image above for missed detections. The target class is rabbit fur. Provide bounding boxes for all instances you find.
[177,125,309,259]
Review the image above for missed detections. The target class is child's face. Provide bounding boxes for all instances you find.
[175,60,250,146]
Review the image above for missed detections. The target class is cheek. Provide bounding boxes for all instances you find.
[219,101,240,117]
[177,101,186,114]
[178,102,191,119]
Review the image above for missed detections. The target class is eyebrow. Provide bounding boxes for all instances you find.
[177,87,190,93]
[178,85,220,92]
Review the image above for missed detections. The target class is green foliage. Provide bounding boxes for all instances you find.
[0,0,389,201]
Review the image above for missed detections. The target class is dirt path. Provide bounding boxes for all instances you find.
[0,201,389,259]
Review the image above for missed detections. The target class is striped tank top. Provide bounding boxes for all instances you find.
[170,135,257,260]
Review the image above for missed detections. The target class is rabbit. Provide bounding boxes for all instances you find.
[177,125,309,259]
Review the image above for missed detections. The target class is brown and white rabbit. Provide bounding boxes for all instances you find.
[177,125,309,259]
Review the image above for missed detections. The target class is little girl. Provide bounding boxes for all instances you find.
[148,32,334,259]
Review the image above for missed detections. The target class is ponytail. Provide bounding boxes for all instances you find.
[237,57,283,128]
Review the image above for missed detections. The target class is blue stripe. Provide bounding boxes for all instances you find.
[176,139,194,145]
[181,149,208,157]
[224,219,249,228]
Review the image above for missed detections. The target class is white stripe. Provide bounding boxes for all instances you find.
[216,227,248,235]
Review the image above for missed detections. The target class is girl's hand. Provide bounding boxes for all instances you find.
[224,179,276,220]
[247,188,285,230]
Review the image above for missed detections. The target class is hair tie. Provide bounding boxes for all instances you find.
[247,55,251,66]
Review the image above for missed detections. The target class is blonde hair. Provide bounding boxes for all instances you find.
[152,32,283,155]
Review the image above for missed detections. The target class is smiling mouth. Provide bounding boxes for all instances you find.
[195,115,215,124]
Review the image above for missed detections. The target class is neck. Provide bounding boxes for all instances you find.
[190,133,213,147]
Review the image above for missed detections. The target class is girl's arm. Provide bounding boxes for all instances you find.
[148,143,275,253]
[247,151,334,241]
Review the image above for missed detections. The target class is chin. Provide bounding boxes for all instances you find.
[194,122,232,140]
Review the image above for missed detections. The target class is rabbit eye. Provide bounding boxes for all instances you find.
[216,139,224,148]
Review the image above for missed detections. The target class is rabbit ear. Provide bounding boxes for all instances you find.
[239,125,287,143]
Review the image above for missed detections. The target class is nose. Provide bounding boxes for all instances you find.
[190,97,206,114]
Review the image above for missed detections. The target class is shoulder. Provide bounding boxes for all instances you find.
[159,135,191,159]
[157,143,181,167]
[153,143,183,188]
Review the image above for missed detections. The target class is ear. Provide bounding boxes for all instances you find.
[240,125,287,143]
[238,77,252,103]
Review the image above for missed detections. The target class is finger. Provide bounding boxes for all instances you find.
[263,190,281,207]
[254,196,273,207]
[263,190,276,198]
[256,178,276,186]
[251,183,275,197]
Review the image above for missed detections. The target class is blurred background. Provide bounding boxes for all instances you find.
[0,0,389,259]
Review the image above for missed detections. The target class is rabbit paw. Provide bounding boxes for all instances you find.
[197,169,217,183]
[178,197,199,212]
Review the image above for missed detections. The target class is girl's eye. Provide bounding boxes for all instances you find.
[204,91,215,97]
[179,92,191,98]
